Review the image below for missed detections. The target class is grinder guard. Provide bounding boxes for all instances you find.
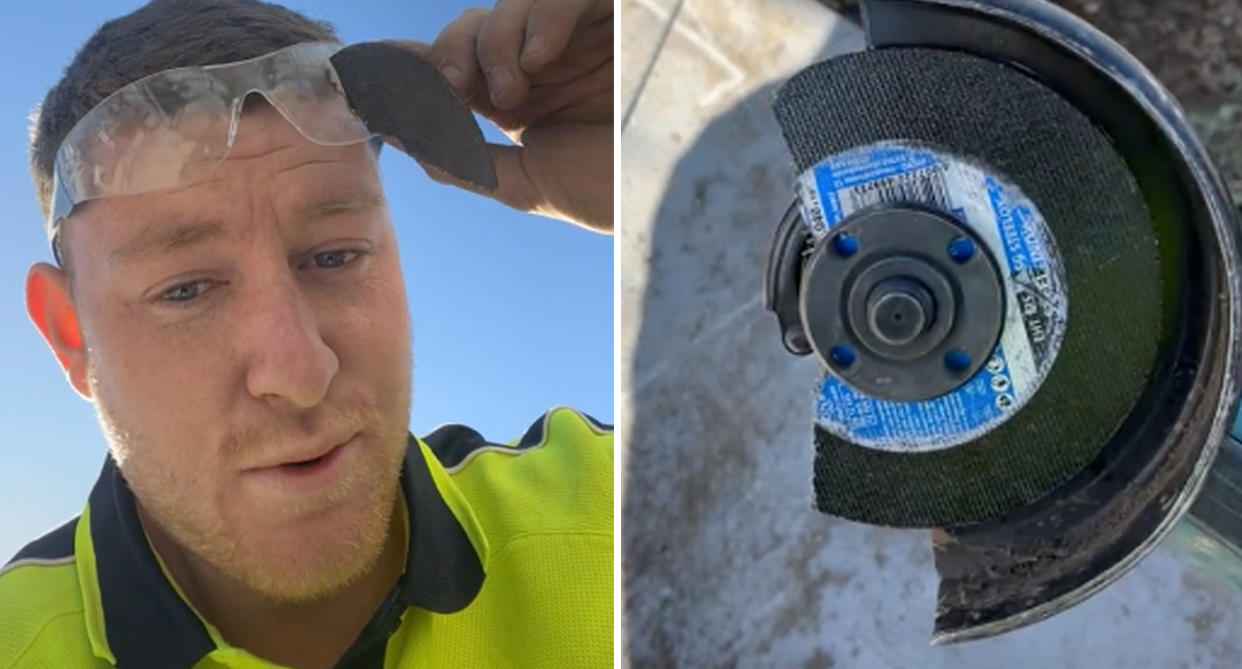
[766,0,1242,643]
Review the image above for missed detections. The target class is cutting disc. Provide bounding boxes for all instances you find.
[773,47,1164,526]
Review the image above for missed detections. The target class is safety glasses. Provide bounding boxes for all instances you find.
[48,41,376,250]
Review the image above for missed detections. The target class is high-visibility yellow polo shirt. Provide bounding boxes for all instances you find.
[0,407,613,668]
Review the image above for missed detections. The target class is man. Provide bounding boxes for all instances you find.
[0,0,613,667]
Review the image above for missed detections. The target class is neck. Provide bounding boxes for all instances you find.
[139,499,406,669]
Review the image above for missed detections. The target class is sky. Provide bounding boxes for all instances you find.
[0,1,613,559]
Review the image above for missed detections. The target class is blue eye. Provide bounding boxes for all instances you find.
[161,280,208,302]
[312,250,358,269]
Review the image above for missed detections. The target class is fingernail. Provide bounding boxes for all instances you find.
[522,34,545,61]
[440,65,464,90]
[487,66,513,104]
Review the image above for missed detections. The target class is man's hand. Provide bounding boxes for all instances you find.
[411,0,613,233]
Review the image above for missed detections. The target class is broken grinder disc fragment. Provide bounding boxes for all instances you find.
[330,41,497,192]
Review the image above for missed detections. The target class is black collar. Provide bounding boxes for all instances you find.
[85,434,485,669]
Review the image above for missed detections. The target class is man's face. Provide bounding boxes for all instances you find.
[60,104,412,602]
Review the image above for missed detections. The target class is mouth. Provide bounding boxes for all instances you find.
[245,433,361,493]
[282,446,340,470]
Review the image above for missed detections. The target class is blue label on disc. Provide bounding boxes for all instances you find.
[815,350,1017,446]
[796,142,1067,452]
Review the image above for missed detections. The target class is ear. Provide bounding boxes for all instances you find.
[26,263,91,398]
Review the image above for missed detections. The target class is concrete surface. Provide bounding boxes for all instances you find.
[619,1,1242,667]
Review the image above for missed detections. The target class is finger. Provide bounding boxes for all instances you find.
[417,142,610,233]
[476,0,536,110]
[485,60,613,135]
[484,143,610,233]
[427,8,489,100]
[414,142,538,211]
[520,0,609,71]
[484,143,540,213]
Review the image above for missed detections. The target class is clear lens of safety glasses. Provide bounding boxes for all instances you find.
[48,41,375,246]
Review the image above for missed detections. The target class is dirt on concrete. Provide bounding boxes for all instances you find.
[1052,0,1242,202]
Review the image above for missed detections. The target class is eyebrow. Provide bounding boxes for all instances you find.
[296,192,386,221]
[107,193,385,265]
[109,219,227,265]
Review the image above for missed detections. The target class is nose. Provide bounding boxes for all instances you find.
[241,272,339,410]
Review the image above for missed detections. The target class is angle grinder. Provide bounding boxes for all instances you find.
[765,0,1242,641]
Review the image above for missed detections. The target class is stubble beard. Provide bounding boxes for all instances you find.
[92,371,412,604]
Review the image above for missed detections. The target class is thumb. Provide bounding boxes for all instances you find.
[408,139,540,215]
[410,141,609,233]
